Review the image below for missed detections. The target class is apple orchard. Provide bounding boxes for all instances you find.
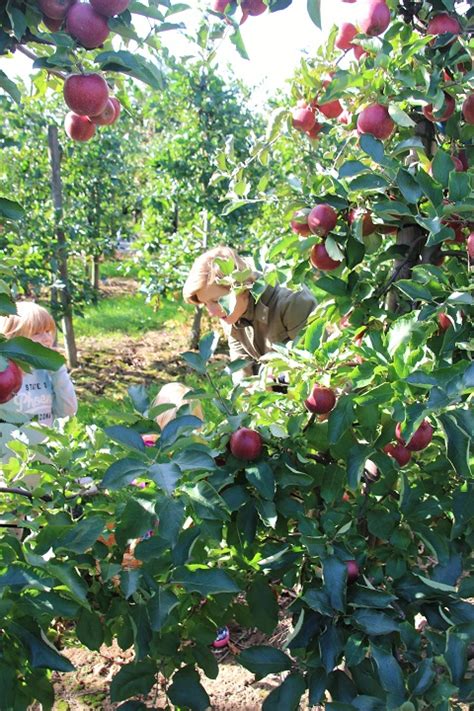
[0,0,473,709]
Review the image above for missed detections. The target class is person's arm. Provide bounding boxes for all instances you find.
[281,287,317,340]
[50,366,78,418]
[228,334,255,385]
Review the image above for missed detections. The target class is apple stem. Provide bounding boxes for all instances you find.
[303,412,316,433]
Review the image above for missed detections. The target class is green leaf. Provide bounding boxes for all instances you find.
[110,660,157,702]
[199,331,219,361]
[47,562,88,603]
[347,444,368,490]
[160,414,202,446]
[5,6,27,41]
[394,280,433,301]
[315,276,347,297]
[239,645,292,678]
[172,567,240,596]
[308,668,328,705]
[76,609,104,651]
[105,425,146,451]
[149,462,181,494]
[353,610,400,635]
[246,461,275,500]
[304,318,326,352]
[349,586,397,609]
[339,160,369,178]
[168,666,211,711]
[10,623,75,672]
[148,588,179,631]
[101,457,148,490]
[322,556,347,611]
[0,337,64,371]
[328,396,354,445]
[307,0,321,28]
[431,149,454,187]
[247,576,279,634]
[262,673,306,710]
[445,630,468,685]
[359,134,385,164]
[349,174,390,191]
[371,642,406,704]
[230,28,249,60]
[172,448,215,472]
[415,170,443,206]
[396,169,423,204]
[388,105,416,127]
[116,499,153,547]
[95,51,165,90]
[0,72,21,104]
[408,658,436,696]
[449,171,471,202]
[56,516,106,554]
[182,351,206,373]
[438,412,471,479]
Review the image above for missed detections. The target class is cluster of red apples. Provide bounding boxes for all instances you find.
[384,419,434,467]
[0,360,23,404]
[211,0,267,23]
[39,0,130,44]
[63,73,121,141]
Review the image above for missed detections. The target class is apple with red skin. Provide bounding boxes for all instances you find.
[426,12,461,39]
[318,99,343,119]
[66,2,110,48]
[359,0,391,36]
[353,45,368,61]
[64,73,109,117]
[395,419,434,451]
[90,98,118,125]
[242,0,267,15]
[211,0,231,10]
[310,243,342,271]
[0,360,23,404]
[462,95,474,125]
[305,385,336,414]
[357,104,394,140]
[90,0,130,16]
[346,560,359,583]
[230,428,262,461]
[335,22,357,50]
[39,0,75,19]
[64,112,96,141]
[422,93,455,122]
[467,233,474,259]
[306,121,323,140]
[291,209,311,236]
[384,443,411,467]
[43,15,64,30]
[438,312,453,331]
[348,208,375,236]
[308,203,337,236]
[292,107,316,132]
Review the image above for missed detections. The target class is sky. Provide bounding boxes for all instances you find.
[0,0,361,106]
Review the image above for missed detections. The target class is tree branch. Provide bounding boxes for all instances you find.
[16,45,66,81]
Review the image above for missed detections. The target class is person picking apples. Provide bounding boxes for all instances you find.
[182,246,316,385]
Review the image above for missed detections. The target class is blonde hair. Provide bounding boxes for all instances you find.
[0,302,56,340]
[153,382,203,430]
[182,246,255,306]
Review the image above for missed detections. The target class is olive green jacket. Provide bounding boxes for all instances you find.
[227,284,316,383]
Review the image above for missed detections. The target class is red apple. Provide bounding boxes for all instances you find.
[109,96,121,120]
[66,2,110,48]
[39,0,75,19]
[438,312,453,331]
[384,443,411,467]
[292,107,316,132]
[348,208,375,236]
[426,13,461,39]
[342,491,351,502]
[359,0,391,36]
[395,420,434,452]
[229,428,263,460]
[64,73,109,117]
[335,22,357,50]
[357,104,394,140]
[467,232,474,259]
[319,99,343,119]
[422,93,455,122]
[291,209,311,236]
[462,94,474,125]
[211,0,231,10]
[346,559,359,583]
[353,45,368,61]
[43,15,64,30]
[304,385,336,414]
[242,0,267,15]
[308,203,337,236]
[90,0,130,16]
[90,97,117,125]
[310,242,342,271]
[0,361,23,404]
[64,112,96,141]
[307,121,323,140]
[339,109,352,125]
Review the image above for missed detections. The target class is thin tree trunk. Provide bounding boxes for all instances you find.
[91,255,100,293]
[189,209,209,349]
[48,125,78,368]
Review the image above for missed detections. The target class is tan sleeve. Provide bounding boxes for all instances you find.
[228,334,255,385]
[280,287,317,340]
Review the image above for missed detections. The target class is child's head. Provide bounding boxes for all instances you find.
[182,246,255,307]
[152,382,203,431]
[0,302,56,348]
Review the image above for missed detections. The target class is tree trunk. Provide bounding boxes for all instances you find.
[189,209,209,349]
[91,255,100,293]
[47,125,78,368]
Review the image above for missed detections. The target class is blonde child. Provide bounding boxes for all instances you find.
[0,302,77,435]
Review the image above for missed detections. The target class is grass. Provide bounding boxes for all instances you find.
[72,293,190,339]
